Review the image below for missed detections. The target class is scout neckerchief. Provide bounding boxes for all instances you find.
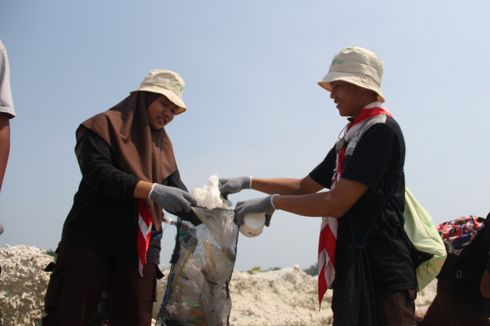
[317,102,393,306]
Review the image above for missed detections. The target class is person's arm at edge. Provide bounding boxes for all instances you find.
[0,113,10,192]
[480,252,490,298]
[480,271,490,298]
[271,177,368,218]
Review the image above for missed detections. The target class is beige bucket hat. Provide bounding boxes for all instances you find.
[318,47,385,102]
[133,68,187,114]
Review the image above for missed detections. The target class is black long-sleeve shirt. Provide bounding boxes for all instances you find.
[58,127,198,264]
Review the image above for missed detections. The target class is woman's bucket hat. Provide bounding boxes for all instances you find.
[318,47,385,102]
[133,68,187,114]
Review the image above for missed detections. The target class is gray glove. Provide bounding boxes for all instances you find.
[218,176,251,197]
[149,184,197,214]
[234,194,277,227]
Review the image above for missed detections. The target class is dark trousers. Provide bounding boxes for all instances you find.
[375,289,417,326]
[419,279,490,326]
[41,247,157,326]
[332,288,417,326]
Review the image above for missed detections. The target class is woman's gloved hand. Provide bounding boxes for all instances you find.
[234,194,277,227]
[218,176,251,197]
[149,184,197,214]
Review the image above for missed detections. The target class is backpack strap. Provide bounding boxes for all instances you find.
[348,185,397,245]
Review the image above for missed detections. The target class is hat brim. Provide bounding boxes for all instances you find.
[318,72,385,103]
[133,86,187,114]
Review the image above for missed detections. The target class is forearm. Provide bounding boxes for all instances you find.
[252,177,308,195]
[272,192,343,217]
[134,180,153,199]
[0,117,10,191]
[481,262,490,298]
[272,177,368,218]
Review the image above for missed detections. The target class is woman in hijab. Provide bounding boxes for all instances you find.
[42,69,199,326]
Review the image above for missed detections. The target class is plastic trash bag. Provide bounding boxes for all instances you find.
[156,206,238,326]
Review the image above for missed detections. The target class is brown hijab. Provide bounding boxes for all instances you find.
[76,91,177,230]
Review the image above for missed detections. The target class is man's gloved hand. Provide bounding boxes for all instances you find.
[218,176,251,197]
[234,194,277,227]
[149,184,197,214]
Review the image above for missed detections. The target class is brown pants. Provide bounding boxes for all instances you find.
[41,247,157,326]
[419,279,490,326]
[375,289,417,326]
[333,288,417,326]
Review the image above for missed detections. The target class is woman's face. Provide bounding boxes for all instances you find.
[329,80,373,117]
[147,95,179,130]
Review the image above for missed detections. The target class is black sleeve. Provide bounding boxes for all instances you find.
[164,169,188,191]
[164,169,201,226]
[341,124,397,188]
[309,146,336,189]
[77,127,139,199]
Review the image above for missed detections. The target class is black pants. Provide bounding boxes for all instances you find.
[41,247,157,326]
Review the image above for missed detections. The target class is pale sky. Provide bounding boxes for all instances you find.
[1,0,489,271]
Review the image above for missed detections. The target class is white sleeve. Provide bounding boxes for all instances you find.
[0,41,16,118]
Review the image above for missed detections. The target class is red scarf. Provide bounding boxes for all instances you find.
[137,200,153,276]
[317,103,392,306]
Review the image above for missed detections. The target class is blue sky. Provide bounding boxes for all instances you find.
[1,0,489,271]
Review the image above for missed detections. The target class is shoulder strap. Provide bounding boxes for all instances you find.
[349,185,397,245]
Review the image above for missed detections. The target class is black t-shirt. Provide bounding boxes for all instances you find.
[309,118,416,292]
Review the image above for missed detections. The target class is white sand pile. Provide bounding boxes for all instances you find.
[0,245,53,326]
[229,269,437,325]
[228,266,332,326]
[1,245,437,326]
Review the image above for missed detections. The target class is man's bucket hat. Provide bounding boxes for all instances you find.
[133,68,187,114]
[318,47,384,102]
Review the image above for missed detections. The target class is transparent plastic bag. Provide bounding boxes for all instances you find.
[157,206,238,326]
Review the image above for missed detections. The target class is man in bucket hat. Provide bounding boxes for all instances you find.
[220,47,417,325]
[42,69,199,326]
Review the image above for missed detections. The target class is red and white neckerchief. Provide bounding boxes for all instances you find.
[317,102,393,306]
[137,200,153,277]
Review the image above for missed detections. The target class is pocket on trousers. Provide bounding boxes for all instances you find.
[43,263,65,313]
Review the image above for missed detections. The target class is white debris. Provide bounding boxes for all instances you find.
[191,175,231,210]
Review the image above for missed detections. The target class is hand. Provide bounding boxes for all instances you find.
[218,176,251,197]
[234,194,277,227]
[149,184,197,214]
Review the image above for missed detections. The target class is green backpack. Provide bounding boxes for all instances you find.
[403,187,447,291]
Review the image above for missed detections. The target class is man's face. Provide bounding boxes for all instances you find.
[329,80,369,117]
[147,95,179,130]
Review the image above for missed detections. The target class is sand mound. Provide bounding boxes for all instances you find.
[0,245,53,326]
[1,245,437,325]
